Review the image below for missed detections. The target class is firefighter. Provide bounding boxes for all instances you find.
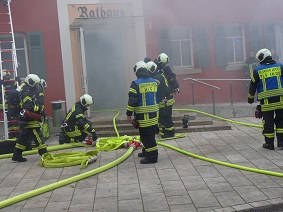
[248,48,283,150]
[243,50,259,92]
[153,53,179,138]
[59,94,98,144]
[127,61,160,164]
[12,74,47,162]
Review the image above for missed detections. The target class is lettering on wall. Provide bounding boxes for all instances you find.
[78,6,125,18]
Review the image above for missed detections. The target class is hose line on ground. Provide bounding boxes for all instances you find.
[158,142,283,177]
[0,147,134,209]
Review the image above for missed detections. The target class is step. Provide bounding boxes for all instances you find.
[95,122,231,138]
[93,117,213,131]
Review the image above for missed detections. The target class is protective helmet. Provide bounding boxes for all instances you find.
[80,94,94,106]
[255,48,272,62]
[157,53,169,64]
[134,61,147,74]
[146,61,157,74]
[24,74,40,87]
[40,79,47,90]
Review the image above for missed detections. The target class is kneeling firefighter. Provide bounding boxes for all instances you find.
[127,61,160,164]
[12,74,47,162]
[59,94,98,144]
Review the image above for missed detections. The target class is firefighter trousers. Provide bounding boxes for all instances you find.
[159,105,175,136]
[138,125,158,158]
[262,109,283,146]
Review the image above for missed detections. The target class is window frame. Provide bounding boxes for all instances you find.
[0,32,29,78]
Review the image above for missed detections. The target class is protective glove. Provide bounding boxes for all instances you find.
[248,97,254,104]
[127,116,132,123]
[173,88,180,94]
[255,105,262,119]
[92,132,98,141]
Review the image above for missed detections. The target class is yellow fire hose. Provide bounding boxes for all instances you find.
[0,147,134,209]
[0,108,282,209]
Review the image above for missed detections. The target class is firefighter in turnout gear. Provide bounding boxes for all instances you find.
[248,48,283,150]
[127,61,160,164]
[12,74,48,162]
[153,53,179,138]
[59,94,98,144]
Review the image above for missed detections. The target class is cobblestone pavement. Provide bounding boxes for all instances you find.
[0,117,283,212]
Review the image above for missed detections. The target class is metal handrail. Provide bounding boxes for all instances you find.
[183,78,221,89]
[183,78,250,115]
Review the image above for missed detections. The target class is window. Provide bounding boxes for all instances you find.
[225,25,245,64]
[0,33,29,78]
[158,27,193,68]
[214,24,246,68]
[275,23,283,61]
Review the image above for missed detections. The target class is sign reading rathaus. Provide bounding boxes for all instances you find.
[78,6,126,18]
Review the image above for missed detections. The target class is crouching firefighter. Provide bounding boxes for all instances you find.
[12,74,47,162]
[127,61,160,164]
[59,94,98,144]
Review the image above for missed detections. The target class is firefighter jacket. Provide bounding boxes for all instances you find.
[126,76,160,127]
[162,65,179,90]
[248,59,283,112]
[243,57,258,79]
[61,102,95,138]
[150,71,175,108]
[19,84,43,128]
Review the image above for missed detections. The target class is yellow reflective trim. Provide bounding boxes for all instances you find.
[258,89,283,99]
[129,88,137,94]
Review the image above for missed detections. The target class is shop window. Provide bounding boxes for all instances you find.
[214,24,246,68]
[0,33,29,78]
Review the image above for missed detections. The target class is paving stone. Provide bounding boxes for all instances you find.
[118,183,141,200]
[233,185,268,203]
[162,180,188,196]
[188,189,221,208]
[142,193,170,211]
[139,178,163,194]
[93,196,118,211]
[118,198,144,212]
[214,191,245,207]
[166,195,192,205]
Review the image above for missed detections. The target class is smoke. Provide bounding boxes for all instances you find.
[83,22,129,110]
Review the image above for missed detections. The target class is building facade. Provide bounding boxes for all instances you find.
[5,0,283,114]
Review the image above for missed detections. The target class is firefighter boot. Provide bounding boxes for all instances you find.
[138,148,146,158]
[12,148,27,162]
[38,148,48,156]
[263,138,275,150]
[276,134,283,148]
[140,154,158,164]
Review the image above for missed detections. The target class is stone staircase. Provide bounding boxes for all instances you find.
[89,110,232,137]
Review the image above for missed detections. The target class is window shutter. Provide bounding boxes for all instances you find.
[27,31,46,79]
[264,23,276,49]
[158,28,172,61]
[249,24,261,52]
[196,26,209,68]
[214,25,228,68]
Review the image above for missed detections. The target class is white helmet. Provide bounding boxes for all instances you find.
[134,61,147,73]
[80,94,94,106]
[157,53,169,64]
[255,48,272,62]
[146,61,157,73]
[25,74,40,87]
[40,79,47,90]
